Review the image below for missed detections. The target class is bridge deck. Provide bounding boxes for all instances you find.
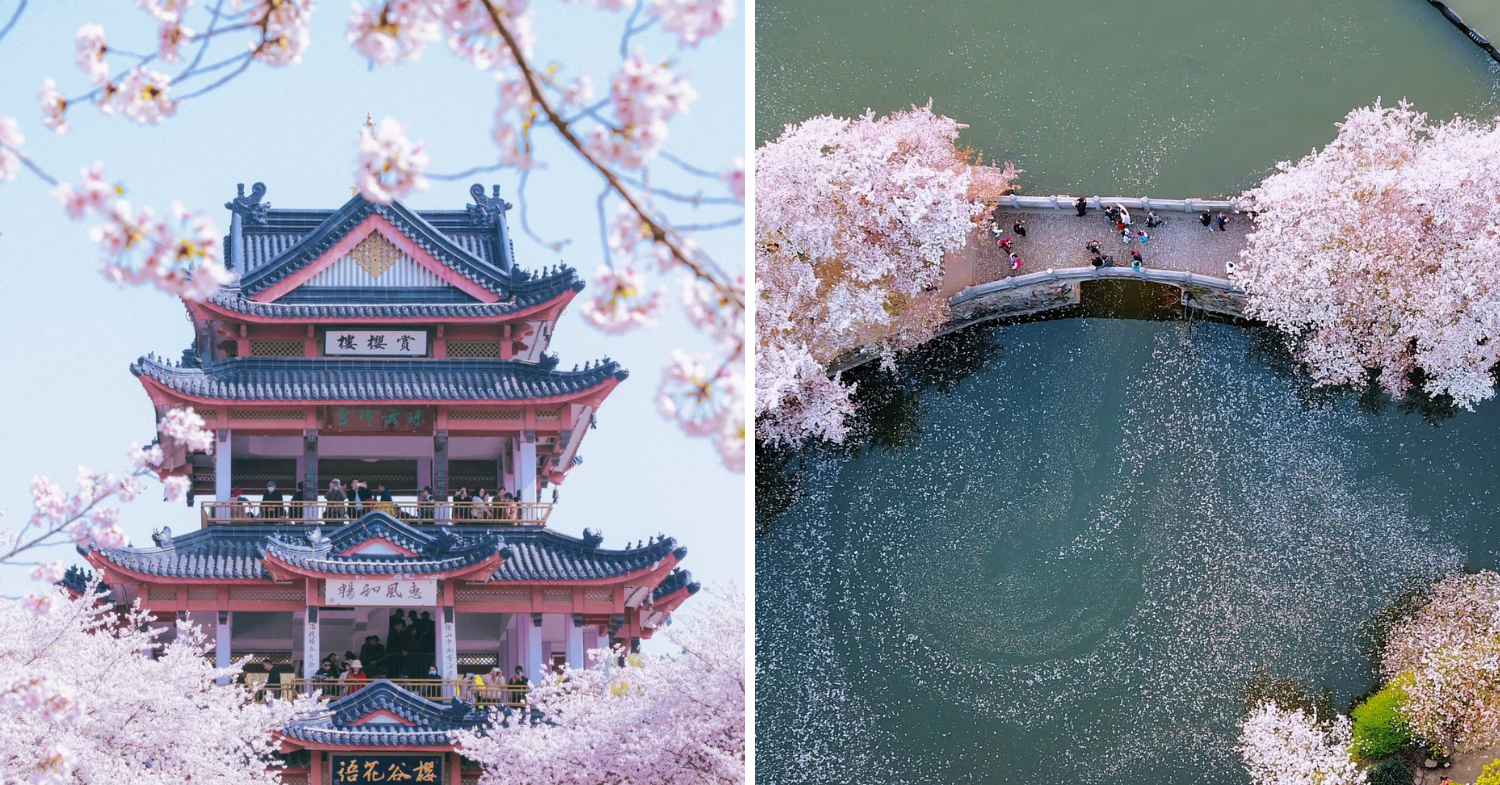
[943,206,1250,297]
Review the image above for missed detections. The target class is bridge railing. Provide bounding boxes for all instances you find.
[952,266,1241,306]
[990,194,1239,213]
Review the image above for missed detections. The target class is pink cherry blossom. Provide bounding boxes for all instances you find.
[584,49,695,169]
[112,67,178,124]
[682,274,742,350]
[348,0,442,65]
[647,0,735,47]
[163,475,192,502]
[456,589,744,785]
[756,105,997,446]
[1233,100,1500,409]
[441,0,534,70]
[578,264,664,333]
[93,200,230,301]
[20,594,56,616]
[355,115,429,204]
[74,25,110,84]
[244,0,316,66]
[0,116,21,182]
[157,22,194,62]
[656,350,740,436]
[713,399,744,471]
[28,563,65,584]
[136,0,193,23]
[0,586,316,784]
[38,80,69,134]
[51,162,114,220]
[722,156,744,201]
[1237,701,1362,785]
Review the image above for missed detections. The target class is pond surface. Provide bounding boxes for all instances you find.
[756,0,1500,196]
[756,320,1500,784]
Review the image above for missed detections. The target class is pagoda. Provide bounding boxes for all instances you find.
[79,183,700,785]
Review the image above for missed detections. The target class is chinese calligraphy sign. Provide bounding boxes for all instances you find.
[326,579,438,607]
[321,406,434,435]
[324,329,428,357]
[331,754,443,784]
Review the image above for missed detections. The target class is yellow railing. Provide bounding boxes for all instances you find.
[200,499,551,527]
[246,675,529,706]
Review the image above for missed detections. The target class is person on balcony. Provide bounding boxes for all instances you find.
[343,659,368,694]
[506,666,529,707]
[453,486,472,519]
[373,483,395,515]
[261,481,285,520]
[415,487,435,522]
[349,479,371,517]
[230,487,251,519]
[288,481,307,521]
[359,635,385,678]
[387,617,410,678]
[325,479,348,522]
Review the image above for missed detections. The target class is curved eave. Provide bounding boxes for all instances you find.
[651,585,697,616]
[261,550,503,583]
[86,549,272,584]
[486,549,684,588]
[134,370,624,409]
[187,286,579,325]
[275,734,459,754]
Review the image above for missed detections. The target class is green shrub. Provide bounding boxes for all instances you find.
[1366,758,1410,785]
[1351,682,1411,759]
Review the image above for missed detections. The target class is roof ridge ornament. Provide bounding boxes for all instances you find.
[225,182,270,226]
[466,184,512,227]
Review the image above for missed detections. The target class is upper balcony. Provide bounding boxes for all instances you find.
[199,497,551,527]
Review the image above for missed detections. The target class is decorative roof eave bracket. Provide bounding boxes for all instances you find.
[134,372,621,409]
[187,286,578,326]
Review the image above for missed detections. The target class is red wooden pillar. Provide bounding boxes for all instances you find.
[448,752,461,785]
[308,750,322,785]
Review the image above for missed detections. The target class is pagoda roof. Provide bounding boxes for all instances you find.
[131,355,626,403]
[651,567,700,603]
[236,194,512,299]
[88,514,685,583]
[279,680,493,748]
[261,515,507,580]
[202,265,583,321]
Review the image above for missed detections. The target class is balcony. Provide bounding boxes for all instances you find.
[199,499,552,527]
[245,676,529,707]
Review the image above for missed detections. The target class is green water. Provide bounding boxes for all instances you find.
[756,4,1500,782]
[756,321,1500,784]
[1447,0,1500,51]
[756,0,1500,196]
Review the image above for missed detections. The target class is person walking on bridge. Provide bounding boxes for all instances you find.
[1131,248,1144,270]
[1008,251,1021,271]
[1075,196,1088,217]
[1216,211,1229,232]
[1012,219,1027,237]
[1146,211,1163,228]
[1200,209,1213,232]
[1085,240,1102,257]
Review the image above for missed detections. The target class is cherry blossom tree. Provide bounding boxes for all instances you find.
[455,588,745,784]
[1237,700,1365,785]
[1231,100,1500,409]
[1381,571,1500,755]
[0,582,314,785]
[754,104,1015,447]
[0,0,745,469]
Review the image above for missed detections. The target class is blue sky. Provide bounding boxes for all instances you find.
[0,1,746,634]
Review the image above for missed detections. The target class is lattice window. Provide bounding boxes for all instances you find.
[228,587,306,602]
[454,587,530,603]
[535,409,561,422]
[232,651,292,666]
[583,589,613,604]
[446,341,501,358]
[448,409,522,421]
[281,775,309,785]
[229,409,306,421]
[458,653,499,667]
[147,587,177,601]
[249,340,304,357]
[193,408,218,419]
[542,589,571,604]
[187,588,217,601]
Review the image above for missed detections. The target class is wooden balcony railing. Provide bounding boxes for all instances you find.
[199,499,551,527]
[245,675,529,706]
